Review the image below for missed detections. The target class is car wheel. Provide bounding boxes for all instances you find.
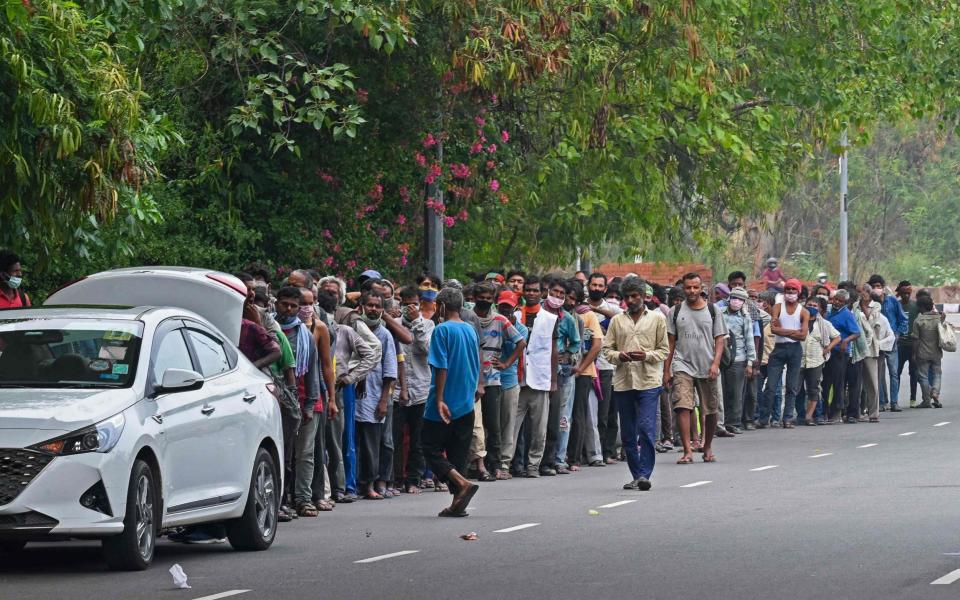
[102,459,157,571]
[226,448,278,551]
[0,540,26,554]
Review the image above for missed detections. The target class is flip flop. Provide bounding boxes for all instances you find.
[677,456,694,464]
[438,507,469,518]
[450,483,480,514]
[702,454,717,463]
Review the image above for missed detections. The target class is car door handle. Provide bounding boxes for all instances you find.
[200,405,216,415]
[242,394,257,403]
[151,414,163,425]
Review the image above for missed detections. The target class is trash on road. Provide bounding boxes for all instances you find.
[588,509,600,516]
[460,532,478,541]
[169,564,191,589]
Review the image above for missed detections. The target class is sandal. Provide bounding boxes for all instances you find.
[677,455,694,464]
[438,507,469,518]
[702,453,717,463]
[296,503,319,517]
[495,470,513,480]
[405,484,421,494]
[569,465,581,472]
[316,500,334,511]
[363,491,384,500]
[477,471,496,482]
[435,482,449,492]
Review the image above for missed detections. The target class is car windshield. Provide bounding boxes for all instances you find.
[0,318,143,388]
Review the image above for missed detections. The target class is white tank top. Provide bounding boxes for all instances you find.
[775,303,801,344]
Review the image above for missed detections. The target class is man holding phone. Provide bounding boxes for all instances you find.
[601,276,670,491]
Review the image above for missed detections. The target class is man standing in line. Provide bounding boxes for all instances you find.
[896,281,920,407]
[823,289,861,422]
[601,277,669,490]
[664,273,728,464]
[495,290,527,479]
[721,287,756,434]
[912,294,943,409]
[395,287,434,494]
[587,272,623,462]
[422,288,482,517]
[542,277,581,476]
[869,275,907,412]
[759,279,809,428]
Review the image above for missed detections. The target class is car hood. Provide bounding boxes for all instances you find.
[0,387,139,434]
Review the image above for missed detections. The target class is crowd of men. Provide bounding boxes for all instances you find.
[0,249,950,542]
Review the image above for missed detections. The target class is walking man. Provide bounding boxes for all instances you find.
[601,276,669,490]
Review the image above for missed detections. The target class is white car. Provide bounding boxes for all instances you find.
[0,268,283,570]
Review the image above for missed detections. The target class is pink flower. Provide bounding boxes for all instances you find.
[486,160,495,170]
[470,142,483,155]
[399,255,408,267]
[414,152,427,167]
[367,183,383,200]
[423,133,437,148]
[501,130,510,143]
[322,229,333,239]
[444,216,456,228]
[489,179,500,191]
[458,209,469,222]
[378,228,388,239]
[487,144,497,154]
[323,256,335,267]
[474,116,486,127]
[396,214,407,225]
[499,193,509,204]
[424,163,442,184]
[318,171,335,184]
[450,163,471,179]
[399,186,411,203]
[491,94,499,104]
[333,243,342,253]
[346,260,357,270]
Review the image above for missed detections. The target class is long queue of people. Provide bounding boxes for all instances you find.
[0,250,949,541]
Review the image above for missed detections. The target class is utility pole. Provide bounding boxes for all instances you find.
[424,112,444,280]
[839,129,849,282]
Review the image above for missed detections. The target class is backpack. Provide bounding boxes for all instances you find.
[938,319,957,352]
[672,303,733,370]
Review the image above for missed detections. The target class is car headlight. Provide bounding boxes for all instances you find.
[30,413,125,455]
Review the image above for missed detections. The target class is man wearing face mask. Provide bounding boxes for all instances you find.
[354,291,398,500]
[601,276,669,490]
[757,279,809,428]
[721,288,756,435]
[587,273,623,462]
[542,277,581,476]
[867,275,908,412]
[395,287,434,493]
[0,251,29,310]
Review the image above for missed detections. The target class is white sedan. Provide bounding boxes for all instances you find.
[0,269,283,570]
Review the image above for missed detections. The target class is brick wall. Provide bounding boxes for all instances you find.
[596,262,714,290]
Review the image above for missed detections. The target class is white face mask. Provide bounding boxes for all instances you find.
[729,299,745,311]
[5,276,21,289]
[784,293,799,304]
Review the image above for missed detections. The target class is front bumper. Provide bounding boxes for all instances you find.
[0,449,126,539]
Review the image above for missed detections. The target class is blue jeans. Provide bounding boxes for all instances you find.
[555,370,577,466]
[341,384,358,494]
[615,387,661,480]
[879,344,900,407]
[755,365,783,422]
[760,343,803,423]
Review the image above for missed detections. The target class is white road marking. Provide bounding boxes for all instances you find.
[192,592,251,600]
[494,523,541,533]
[899,431,916,437]
[934,422,951,427]
[750,465,778,472]
[354,550,420,564]
[679,480,712,488]
[808,453,833,458]
[597,500,638,509]
[858,443,878,448]
[931,568,960,585]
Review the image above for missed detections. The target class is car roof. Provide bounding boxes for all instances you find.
[0,305,202,324]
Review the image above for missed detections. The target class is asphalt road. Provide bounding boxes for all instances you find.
[4,352,960,600]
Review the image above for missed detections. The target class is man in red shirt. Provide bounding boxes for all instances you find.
[0,251,29,310]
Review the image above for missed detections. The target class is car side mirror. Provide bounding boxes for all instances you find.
[157,368,204,394]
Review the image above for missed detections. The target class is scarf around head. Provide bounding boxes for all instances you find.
[279,315,312,377]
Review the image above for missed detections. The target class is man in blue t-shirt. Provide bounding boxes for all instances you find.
[822,289,861,422]
[423,287,482,517]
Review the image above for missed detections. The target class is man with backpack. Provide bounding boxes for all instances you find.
[664,273,729,464]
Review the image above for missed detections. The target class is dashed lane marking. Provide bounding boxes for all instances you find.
[899,432,917,437]
[494,523,541,533]
[858,443,878,448]
[192,592,251,600]
[354,550,420,564]
[931,568,960,585]
[749,465,778,472]
[934,422,951,427]
[597,500,638,509]
[679,481,712,488]
[808,453,833,458]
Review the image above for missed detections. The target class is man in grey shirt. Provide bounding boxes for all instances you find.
[396,287,435,493]
[664,273,728,464]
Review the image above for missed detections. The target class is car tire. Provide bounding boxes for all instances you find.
[226,447,278,551]
[0,540,26,554]
[102,459,157,571]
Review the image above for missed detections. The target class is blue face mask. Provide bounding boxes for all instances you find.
[807,307,819,319]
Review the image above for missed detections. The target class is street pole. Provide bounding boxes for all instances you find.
[839,129,848,282]
[424,114,444,281]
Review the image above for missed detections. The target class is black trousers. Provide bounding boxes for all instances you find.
[309,409,328,502]
[822,352,848,420]
[394,403,426,486]
[567,375,593,465]
[845,360,863,419]
[481,386,502,473]
[597,370,619,458]
[422,411,475,491]
[356,421,382,486]
[897,338,919,402]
